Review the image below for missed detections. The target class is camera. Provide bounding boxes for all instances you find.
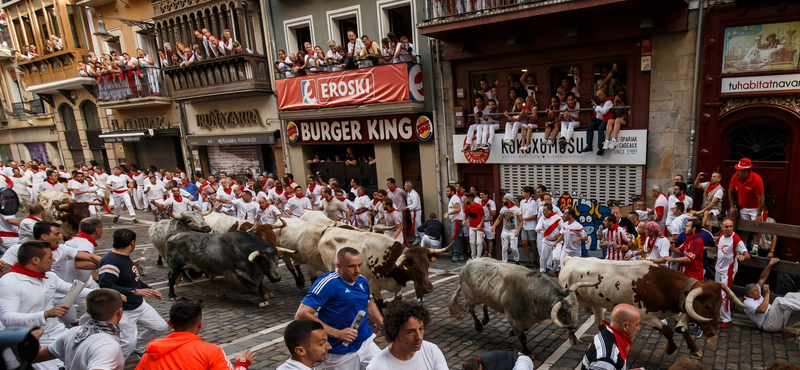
[585,99,594,105]
[0,326,40,370]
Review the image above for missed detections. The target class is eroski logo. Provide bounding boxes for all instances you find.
[301,80,317,105]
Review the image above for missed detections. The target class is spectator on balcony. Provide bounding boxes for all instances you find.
[123,52,143,98]
[359,35,382,67]
[558,92,580,150]
[543,96,561,146]
[603,90,627,150]
[581,89,614,156]
[157,49,169,68]
[520,70,537,101]
[232,42,243,54]
[193,30,205,55]
[206,35,226,58]
[176,43,190,66]
[502,97,529,148]
[313,45,327,71]
[478,99,500,150]
[507,88,519,109]
[518,95,538,151]
[596,65,618,97]
[76,61,93,78]
[381,38,393,64]
[432,0,444,18]
[50,35,63,52]
[463,96,491,153]
[222,29,235,54]
[185,44,203,66]
[560,77,579,98]
[569,65,581,97]
[274,49,293,75]
[555,86,565,102]
[88,52,99,63]
[325,41,344,70]
[386,32,399,52]
[301,42,319,72]
[293,52,307,76]
[510,78,526,99]
[13,50,27,62]
[163,43,174,63]
[393,36,417,63]
[107,57,124,101]
[474,77,492,103]
[43,40,54,54]
[345,30,364,69]
[27,44,38,57]
[137,48,159,97]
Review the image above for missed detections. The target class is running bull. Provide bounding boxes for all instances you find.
[558,257,743,357]
[165,231,292,307]
[149,210,212,266]
[449,258,599,355]
[37,190,102,239]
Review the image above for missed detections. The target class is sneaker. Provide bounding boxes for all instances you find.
[471,146,482,152]
[580,145,593,153]
[457,256,465,261]
[452,258,458,262]
[720,322,731,328]
[503,139,512,147]
[610,139,618,149]
[132,219,139,224]
[154,217,159,222]
[602,140,610,150]
[691,326,703,339]
[559,137,567,150]
[461,145,470,153]
[113,216,119,224]
[596,148,605,156]
[485,143,492,149]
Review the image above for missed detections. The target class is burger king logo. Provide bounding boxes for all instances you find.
[415,115,433,141]
[286,122,299,143]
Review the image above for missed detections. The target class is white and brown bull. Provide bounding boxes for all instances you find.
[203,212,305,288]
[449,258,599,355]
[558,257,744,357]
[37,190,102,239]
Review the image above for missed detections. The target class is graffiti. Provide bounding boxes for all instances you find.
[555,191,618,256]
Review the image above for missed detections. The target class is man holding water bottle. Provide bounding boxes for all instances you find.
[295,247,385,370]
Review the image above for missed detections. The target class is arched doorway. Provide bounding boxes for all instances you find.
[719,105,800,227]
[59,103,85,165]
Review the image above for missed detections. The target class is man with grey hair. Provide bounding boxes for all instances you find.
[402,181,422,244]
[649,184,669,233]
[326,40,343,68]
[743,257,800,332]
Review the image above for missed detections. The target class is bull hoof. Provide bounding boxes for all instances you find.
[568,332,580,345]
[521,347,531,356]
[666,343,678,355]
[296,284,304,289]
[691,350,702,357]
[258,301,270,308]
[481,317,489,326]
[268,292,275,298]
[475,324,483,333]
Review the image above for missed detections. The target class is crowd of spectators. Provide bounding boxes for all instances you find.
[431,0,546,19]
[13,35,63,62]
[307,147,377,166]
[275,31,419,77]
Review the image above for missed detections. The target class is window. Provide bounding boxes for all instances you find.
[378,0,416,46]
[135,29,157,57]
[387,5,412,43]
[284,15,314,54]
[60,103,77,131]
[80,101,101,130]
[592,61,627,97]
[105,35,122,55]
[327,6,360,47]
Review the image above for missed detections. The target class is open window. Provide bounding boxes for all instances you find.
[283,15,314,54]
[379,1,415,44]
[592,60,627,98]
[327,5,361,47]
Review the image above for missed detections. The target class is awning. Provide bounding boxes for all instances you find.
[99,131,146,143]
[26,77,96,94]
[186,133,276,146]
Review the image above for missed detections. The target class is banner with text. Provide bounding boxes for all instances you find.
[275,63,424,110]
[286,114,433,144]
[721,73,800,94]
[453,129,647,165]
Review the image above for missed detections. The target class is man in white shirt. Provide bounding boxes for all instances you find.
[714,219,750,326]
[667,203,691,238]
[10,167,32,213]
[0,213,21,252]
[37,170,69,194]
[17,204,44,244]
[492,194,522,263]
[345,30,364,69]
[580,89,615,156]
[217,189,259,223]
[0,241,92,370]
[666,182,693,227]
[315,187,349,222]
[153,187,201,217]
[131,165,146,211]
[627,221,670,263]
[68,172,100,217]
[445,185,464,261]
[535,204,563,272]
[743,257,800,333]
[378,199,405,244]
[693,171,725,228]
[366,300,447,370]
[399,182,422,245]
[393,36,418,64]
[216,178,237,216]
[277,320,332,370]
[256,197,282,225]
[286,186,312,219]
[28,164,47,202]
[552,208,588,273]
[635,200,652,223]
[463,97,492,152]
[105,167,138,224]
[33,288,125,370]
[353,187,372,229]
[519,187,538,267]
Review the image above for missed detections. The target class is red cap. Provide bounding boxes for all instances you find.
[734,158,753,170]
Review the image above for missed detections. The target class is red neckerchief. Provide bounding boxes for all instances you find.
[602,321,632,360]
[608,223,619,233]
[476,104,485,112]
[198,182,209,191]
[388,185,397,192]
[295,193,305,198]
[223,188,233,195]
[645,235,664,253]
[567,101,577,109]
[75,179,85,184]
[456,192,464,198]
[762,210,769,222]
[324,196,333,203]
[275,187,283,195]
[481,199,489,206]
[372,199,380,205]
[260,204,268,210]
[506,204,514,209]
[12,174,23,178]
[75,231,97,247]
[50,243,60,251]
[309,184,316,193]
[235,193,242,199]
[705,182,720,195]
[25,215,41,222]
[387,207,396,213]
[10,264,47,279]
[676,194,685,201]
[174,195,183,202]
[46,179,57,185]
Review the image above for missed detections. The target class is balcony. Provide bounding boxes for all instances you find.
[10,99,46,116]
[16,49,95,94]
[96,68,173,109]
[162,53,271,102]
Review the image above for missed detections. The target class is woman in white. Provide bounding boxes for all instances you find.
[123,53,142,97]
[157,49,170,68]
[137,48,159,96]
[502,98,528,148]
[518,96,538,151]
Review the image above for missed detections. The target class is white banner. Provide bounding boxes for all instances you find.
[453,129,648,165]
[721,73,800,94]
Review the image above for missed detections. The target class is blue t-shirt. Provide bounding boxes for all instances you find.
[181,183,199,199]
[301,270,372,355]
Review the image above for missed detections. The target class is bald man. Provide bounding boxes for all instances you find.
[581,304,641,370]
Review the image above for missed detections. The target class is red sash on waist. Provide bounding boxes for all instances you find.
[0,231,19,237]
[113,189,128,194]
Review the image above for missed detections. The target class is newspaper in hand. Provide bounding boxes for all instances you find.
[342,310,366,347]
[62,280,86,308]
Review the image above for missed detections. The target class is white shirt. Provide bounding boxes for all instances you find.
[286,196,312,218]
[447,195,463,222]
[106,174,133,192]
[0,271,88,336]
[11,175,30,195]
[668,213,690,236]
[562,221,586,254]
[354,194,372,214]
[716,234,748,272]
[743,284,769,328]
[277,358,314,370]
[635,208,652,223]
[38,180,69,193]
[520,198,537,230]
[63,236,97,284]
[499,205,521,231]
[161,197,194,215]
[536,213,563,241]
[366,341,448,370]
[256,205,282,225]
[387,187,408,210]
[69,180,98,203]
[132,172,146,187]
[666,194,693,226]
[144,182,166,200]
[17,216,40,244]
[480,199,496,222]
[701,182,725,203]
[394,42,419,63]
[29,170,47,187]
[347,39,365,58]
[232,198,259,223]
[644,236,671,261]
[406,189,421,212]
[0,215,19,246]
[49,245,80,282]
[48,326,124,370]
[536,203,562,222]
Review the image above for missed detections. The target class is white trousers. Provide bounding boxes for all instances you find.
[761,293,800,332]
[500,229,519,262]
[410,210,423,241]
[560,121,580,141]
[469,227,484,259]
[465,124,486,145]
[132,188,143,209]
[715,268,736,323]
[552,242,578,271]
[119,301,169,357]
[111,192,136,217]
[538,236,555,272]
[420,235,441,249]
[504,121,522,141]
[323,333,380,370]
[479,124,500,145]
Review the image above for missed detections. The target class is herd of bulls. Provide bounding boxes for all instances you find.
[40,191,737,359]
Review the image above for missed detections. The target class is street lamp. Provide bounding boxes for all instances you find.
[93,15,155,40]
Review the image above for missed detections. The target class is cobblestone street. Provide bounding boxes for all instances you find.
[99,211,800,370]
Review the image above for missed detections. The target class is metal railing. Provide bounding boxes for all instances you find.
[425,0,552,22]
[468,105,631,125]
[162,53,270,92]
[275,56,422,79]
[96,68,170,102]
[10,99,46,115]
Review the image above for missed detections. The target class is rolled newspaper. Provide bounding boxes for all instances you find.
[62,280,86,307]
[342,310,366,347]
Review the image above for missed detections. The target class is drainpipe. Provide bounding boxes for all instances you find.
[177,103,194,179]
[688,0,706,181]
[260,0,290,174]
[431,37,447,218]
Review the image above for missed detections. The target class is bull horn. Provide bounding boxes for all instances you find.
[685,287,712,323]
[372,225,394,232]
[170,212,183,220]
[272,217,287,230]
[247,221,259,232]
[429,240,454,254]
[395,253,407,267]
[276,247,297,254]
[201,208,213,216]
[58,204,70,210]
[248,251,260,262]
[568,281,601,291]
[719,282,745,307]
[550,301,565,327]
[86,201,103,205]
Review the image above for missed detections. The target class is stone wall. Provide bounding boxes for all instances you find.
[646,9,699,197]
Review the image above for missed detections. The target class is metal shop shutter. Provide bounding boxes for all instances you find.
[207,145,261,180]
[500,164,643,203]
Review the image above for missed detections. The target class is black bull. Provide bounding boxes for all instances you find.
[166,231,281,307]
